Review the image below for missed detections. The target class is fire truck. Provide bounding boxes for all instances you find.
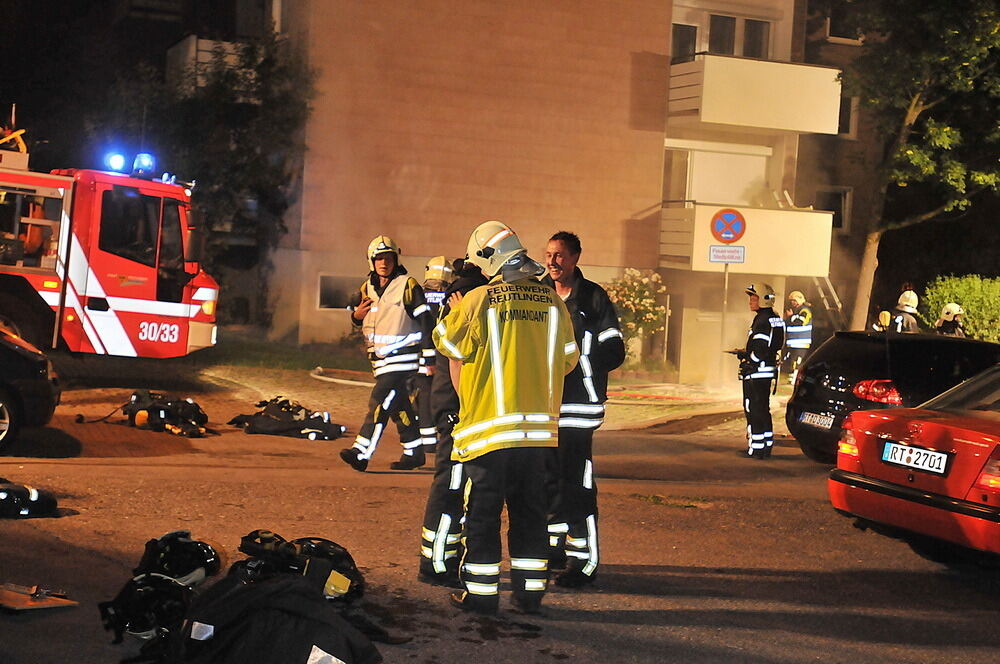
[0,143,218,358]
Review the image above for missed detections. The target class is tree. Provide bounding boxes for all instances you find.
[836,0,1000,329]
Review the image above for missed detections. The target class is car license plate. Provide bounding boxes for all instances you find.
[881,442,948,475]
[799,411,834,429]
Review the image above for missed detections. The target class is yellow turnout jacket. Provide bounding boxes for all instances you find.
[433,275,579,462]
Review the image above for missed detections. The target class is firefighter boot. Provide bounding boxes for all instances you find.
[390,448,426,470]
[555,567,596,588]
[339,447,369,472]
[448,591,498,616]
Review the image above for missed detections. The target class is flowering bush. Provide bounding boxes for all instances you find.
[604,268,667,358]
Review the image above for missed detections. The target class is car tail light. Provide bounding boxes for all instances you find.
[974,449,1000,493]
[852,379,903,405]
[838,414,859,457]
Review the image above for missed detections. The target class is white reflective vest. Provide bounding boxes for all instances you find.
[361,275,424,359]
[433,276,579,462]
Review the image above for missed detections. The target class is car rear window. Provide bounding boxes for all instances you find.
[887,337,1000,404]
[923,364,1000,417]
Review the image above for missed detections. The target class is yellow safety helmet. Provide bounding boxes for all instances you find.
[897,290,918,314]
[745,283,776,307]
[424,256,457,285]
[367,235,400,268]
[788,290,806,305]
[465,220,533,278]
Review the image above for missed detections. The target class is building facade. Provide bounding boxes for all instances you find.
[170,0,844,384]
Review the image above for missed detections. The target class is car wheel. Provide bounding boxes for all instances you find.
[0,387,22,453]
[797,438,836,464]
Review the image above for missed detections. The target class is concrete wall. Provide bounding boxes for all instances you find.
[272,0,672,344]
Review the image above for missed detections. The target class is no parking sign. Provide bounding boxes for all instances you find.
[710,208,746,244]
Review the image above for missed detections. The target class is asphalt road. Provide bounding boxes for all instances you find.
[2,366,998,664]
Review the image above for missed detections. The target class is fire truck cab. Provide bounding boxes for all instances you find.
[0,158,218,358]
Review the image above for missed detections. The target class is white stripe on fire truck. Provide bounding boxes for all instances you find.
[67,236,136,356]
[192,288,217,301]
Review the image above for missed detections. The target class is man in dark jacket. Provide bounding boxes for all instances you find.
[417,260,488,587]
[542,231,625,587]
[737,284,785,460]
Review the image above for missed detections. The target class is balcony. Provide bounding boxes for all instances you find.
[668,54,841,135]
[660,201,833,277]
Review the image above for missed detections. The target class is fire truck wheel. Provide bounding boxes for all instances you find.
[0,294,45,348]
[0,387,22,451]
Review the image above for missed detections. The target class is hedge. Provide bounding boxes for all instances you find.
[922,274,1000,343]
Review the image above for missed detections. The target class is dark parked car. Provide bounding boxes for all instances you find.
[0,328,61,452]
[786,332,1000,463]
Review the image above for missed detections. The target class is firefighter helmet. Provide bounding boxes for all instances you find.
[788,290,806,305]
[367,235,400,268]
[133,530,222,587]
[465,220,541,278]
[939,302,964,322]
[745,283,776,307]
[897,290,918,314]
[424,256,457,285]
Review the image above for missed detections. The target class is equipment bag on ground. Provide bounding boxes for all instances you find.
[228,396,346,441]
[168,574,382,664]
[122,390,210,438]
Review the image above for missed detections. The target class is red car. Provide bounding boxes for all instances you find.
[829,364,1000,568]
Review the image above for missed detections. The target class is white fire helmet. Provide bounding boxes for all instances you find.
[788,290,806,305]
[745,283,776,307]
[465,220,543,278]
[367,235,400,269]
[424,256,456,285]
[939,302,964,322]
[897,290,919,314]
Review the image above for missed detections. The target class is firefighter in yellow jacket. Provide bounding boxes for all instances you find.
[434,220,579,615]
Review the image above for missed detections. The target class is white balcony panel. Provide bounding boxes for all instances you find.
[668,55,841,135]
[659,202,832,277]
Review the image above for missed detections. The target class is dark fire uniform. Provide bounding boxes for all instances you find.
[541,267,624,583]
[739,305,784,458]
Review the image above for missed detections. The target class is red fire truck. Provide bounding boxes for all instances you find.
[0,148,218,358]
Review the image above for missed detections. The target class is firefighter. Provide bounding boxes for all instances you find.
[782,290,813,383]
[541,231,624,588]
[417,259,488,587]
[935,302,966,337]
[339,235,435,472]
[736,284,785,459]
[433,220,578,615]
[414,256,458,455]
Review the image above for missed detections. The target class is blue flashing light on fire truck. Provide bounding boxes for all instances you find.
[0,136,219,359]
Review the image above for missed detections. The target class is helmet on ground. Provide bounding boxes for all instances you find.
[424,256,457,286]
[133,530,221,587]
[367,235,400,268]
[939,302,964,322]
[99,573,194,644]
[788,290,806,304]
[465,221,531,278]
[745,283,776,307]
[897,290,918,314]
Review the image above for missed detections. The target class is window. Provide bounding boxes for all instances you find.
[709,15,736,55]
[743,19,770,59]
[671,24,697,63]
[319,275,360,309]
[838,97,859,137]
[826,1,862,43]
[157,200,186,302]
[99,187,160,266]
[815,188,852,232]
[708,14,771,58]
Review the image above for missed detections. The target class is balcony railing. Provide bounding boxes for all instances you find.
[668,53,841,135]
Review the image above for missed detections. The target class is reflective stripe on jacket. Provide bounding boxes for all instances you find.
[785,304,813,350]
[542,268,625,430]
[361,275,426,360]
[434,275,579,462]
[742,307,785,380]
